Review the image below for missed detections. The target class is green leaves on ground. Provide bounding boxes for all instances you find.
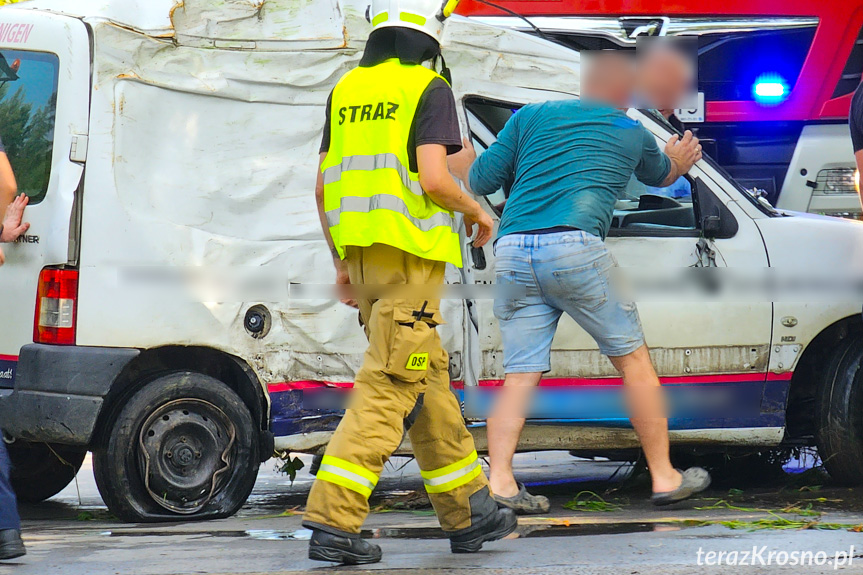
[564,491,623,512]
[692,496,861,532]
[276,454,305,484]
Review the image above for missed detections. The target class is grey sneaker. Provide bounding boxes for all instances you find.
[493,483,551,515]
[651,467,711,506]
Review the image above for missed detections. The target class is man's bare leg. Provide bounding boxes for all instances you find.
[608,345,682,494]
[486,372,541,498]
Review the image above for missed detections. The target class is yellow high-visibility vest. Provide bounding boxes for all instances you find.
[322,59,462,267]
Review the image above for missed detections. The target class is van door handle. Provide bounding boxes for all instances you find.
[470,245,486,270]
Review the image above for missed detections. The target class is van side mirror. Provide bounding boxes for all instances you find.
[694,178,738,239]
[701,215,721,239]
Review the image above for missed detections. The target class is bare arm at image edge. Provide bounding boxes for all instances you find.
[856,151,863,210]
[0,136,16,213]
[0,152,16,213]
[0,146,9,263]
[850,86,863,209]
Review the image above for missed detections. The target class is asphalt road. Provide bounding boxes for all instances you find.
[4,451,863,574]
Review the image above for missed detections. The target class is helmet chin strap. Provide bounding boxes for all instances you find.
[439,0,461,21]
[434,53,452,85]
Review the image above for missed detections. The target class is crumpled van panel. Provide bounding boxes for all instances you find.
[172,0,349,50]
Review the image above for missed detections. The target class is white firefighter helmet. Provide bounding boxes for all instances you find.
[368,0,461,42]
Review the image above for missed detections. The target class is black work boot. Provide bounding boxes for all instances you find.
[0,529,25,561]
[449,487,519,553]
[308,528,382,565]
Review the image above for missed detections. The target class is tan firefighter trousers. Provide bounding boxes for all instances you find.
[303,243,493,537]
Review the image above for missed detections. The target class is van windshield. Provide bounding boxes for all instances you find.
[0,49,59,205]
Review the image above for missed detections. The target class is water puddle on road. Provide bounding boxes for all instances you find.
[247,529,313,540]
[101,529,313,540]
[364,522,683,540]
[101,522,686,541]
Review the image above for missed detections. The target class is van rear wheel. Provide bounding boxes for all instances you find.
[8,441,86,503]
[815,336,863,485]
[93,371,259,522]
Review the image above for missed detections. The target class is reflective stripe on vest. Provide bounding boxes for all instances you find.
[326,194,457,233]
[316,455,379,498]
[420,450,482,494]
[321,59,462,267]
[323,153,424,196]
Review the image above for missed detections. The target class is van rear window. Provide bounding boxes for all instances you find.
[0,49,59,205]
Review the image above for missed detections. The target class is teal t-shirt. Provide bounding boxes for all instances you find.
[469,100,671,240]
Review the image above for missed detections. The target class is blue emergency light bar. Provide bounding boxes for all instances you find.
[753,74,789,105]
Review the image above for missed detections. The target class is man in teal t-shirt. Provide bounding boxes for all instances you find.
[468,98,672,240]
[449,52,709,515]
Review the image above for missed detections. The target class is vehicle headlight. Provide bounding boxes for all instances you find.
[811,168,859,196]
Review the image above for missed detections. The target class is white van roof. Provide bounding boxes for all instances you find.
[8,0,351,47]
[9,0,177,35]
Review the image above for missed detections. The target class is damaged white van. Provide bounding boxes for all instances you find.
[2,0,863,523]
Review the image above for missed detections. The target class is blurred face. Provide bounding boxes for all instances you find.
[637,48,693,112]
[581,52,636,108]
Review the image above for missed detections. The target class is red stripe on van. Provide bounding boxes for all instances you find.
[267,381,354,393]
[0,355,18,362]
[268,372,792,393]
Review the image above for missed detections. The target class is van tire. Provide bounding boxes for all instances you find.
[93,371,259,522]
[815,335,863,485]
[8,442,87,503]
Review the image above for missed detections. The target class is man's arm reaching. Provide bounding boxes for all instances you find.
[660,131,702,187]
[448,112,519,196]
[635,129,702,188]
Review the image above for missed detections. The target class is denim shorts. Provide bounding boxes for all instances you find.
[493,230,645,373]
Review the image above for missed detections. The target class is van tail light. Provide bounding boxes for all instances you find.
[34,267,78,345]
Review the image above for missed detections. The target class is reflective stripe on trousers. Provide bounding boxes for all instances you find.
[420,450,482,494]
[326,194,457,233]
[316,455,379,499]
[322,153,424,196]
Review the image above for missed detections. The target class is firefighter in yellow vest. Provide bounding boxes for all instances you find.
[303,0,517,564]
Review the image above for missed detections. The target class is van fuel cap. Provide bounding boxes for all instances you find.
[244,305,271,339]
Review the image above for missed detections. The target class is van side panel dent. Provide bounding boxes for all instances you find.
[76,10,578,396]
